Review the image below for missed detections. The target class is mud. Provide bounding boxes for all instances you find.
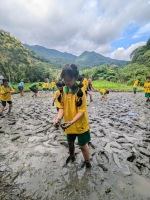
[0,92,150,200]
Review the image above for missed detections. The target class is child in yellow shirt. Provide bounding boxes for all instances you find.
[0,79,14,115]
[133,79,140,94]
[100,89,109,100]
[53,64,91,168]
[50,80,56,93]
[52,81,64,111]
[42,81,49,93]
[144,76,150,102]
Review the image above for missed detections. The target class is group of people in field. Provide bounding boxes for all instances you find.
[133,77,150,102]
[0,64,150,168]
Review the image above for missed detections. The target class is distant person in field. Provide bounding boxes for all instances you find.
[18,81,24,96]
[29,83,42,97]
[52,81,64,111]
[50,80,56,93]
[87,78,94,102]
[82,74,88,94]
[9,82,15,89]
[99,89,109,100]
[0,79,14,116]
[45,77,50,88]
[144,76,150,103]
[42,80,49,93]
[133,79,141,94]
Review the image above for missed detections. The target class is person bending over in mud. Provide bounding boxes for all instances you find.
[53,64,91,168]
[0,79,14,116]
[52,81,64,112]
[100,89,109,100]
[29,83,42,97]
[144,76,150,103]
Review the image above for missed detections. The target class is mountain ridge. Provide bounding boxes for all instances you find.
[24,44,128,68]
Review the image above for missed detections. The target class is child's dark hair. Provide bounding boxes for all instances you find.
[146,76,150,80]
[78,75,83,82]
[61,64,79,79]
[56,81,65,87]
[3,78,9,83]
[106,90,109,94]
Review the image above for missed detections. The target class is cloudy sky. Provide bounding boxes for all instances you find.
[0,0,150,60]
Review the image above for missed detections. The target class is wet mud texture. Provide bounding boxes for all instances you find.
[0,92,150,200]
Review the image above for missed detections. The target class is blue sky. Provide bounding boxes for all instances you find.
[112,25,149,50]
[0,0,150,60]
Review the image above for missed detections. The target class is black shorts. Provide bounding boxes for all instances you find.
[1,101,12,107]
[30,88,37,93]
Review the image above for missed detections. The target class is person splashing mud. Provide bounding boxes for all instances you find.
[53,64,91,168]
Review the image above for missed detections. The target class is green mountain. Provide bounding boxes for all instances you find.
[24,44,77,67]
[24,45,127,68]
[75,51,127,68]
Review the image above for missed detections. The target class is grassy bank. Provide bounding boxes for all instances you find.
[92,80,144,92]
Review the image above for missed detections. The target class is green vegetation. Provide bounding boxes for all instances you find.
[92,80,144,91]
[0,30,58,83]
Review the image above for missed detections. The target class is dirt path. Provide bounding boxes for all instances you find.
[0,92,150,200]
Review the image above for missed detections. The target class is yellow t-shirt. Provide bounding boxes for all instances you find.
[133,80,139,88]
[58,88,89,134]
[100,89,106,95]
[51,82,56,88]
[54,90,60,107]
[0,86,2,101]
[43,82,48,88]
[82,78,88,91]
[144,82,150,93]
[0,85,14,101]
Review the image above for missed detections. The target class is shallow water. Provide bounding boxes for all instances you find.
[0,92,150,200]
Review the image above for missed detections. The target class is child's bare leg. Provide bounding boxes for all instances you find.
[80,144,90,161]
[8,103,12,113]
[0,106,5,115]
[68,141,75,159]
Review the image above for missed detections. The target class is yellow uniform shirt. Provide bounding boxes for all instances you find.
[0,85,14,101]
[51,82,56,88]
[54,90,61,107]
[43,82,48,88]
[0,86,2,100]
[144,82,150,93]
[133,80,139,88]
[100,89,106,95]
[82,78,88,91]
[58,88,89,134]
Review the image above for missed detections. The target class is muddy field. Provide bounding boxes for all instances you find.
[0,91,150,200]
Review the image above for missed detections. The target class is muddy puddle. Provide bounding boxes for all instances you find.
[0,92,150,200]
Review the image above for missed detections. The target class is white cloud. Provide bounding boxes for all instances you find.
[0,0,150,56]
[111,42,146,61]
[133,23,150,38]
